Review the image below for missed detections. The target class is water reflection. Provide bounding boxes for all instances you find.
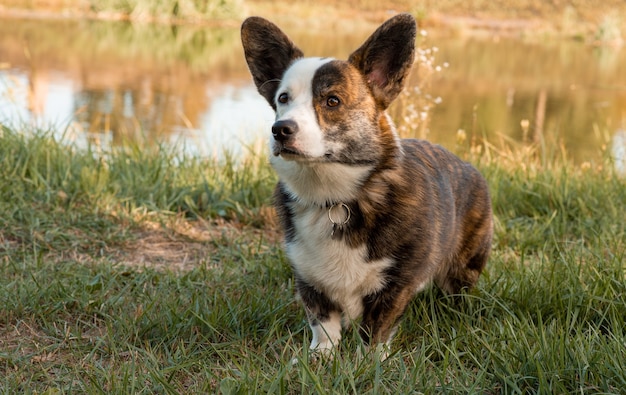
[0,18,250,145]
[418,38,626,160]
[195,85,272,157]
[0,17,625,166]
[613,129,626,176]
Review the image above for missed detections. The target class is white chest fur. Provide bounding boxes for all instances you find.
[286,204,392,320]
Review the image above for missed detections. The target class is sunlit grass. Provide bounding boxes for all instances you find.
[0,124,274,253]
[1,124,624,393]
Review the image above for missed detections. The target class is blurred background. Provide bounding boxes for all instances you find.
[0,0,624,167]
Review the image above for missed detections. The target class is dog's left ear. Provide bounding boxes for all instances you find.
[348,13,416,109]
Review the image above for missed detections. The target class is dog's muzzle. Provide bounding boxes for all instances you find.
[272,119,299,156]
[272,119,297,142]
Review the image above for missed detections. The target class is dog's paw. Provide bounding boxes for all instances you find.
[357,343,391,362]
[290,347,335,367]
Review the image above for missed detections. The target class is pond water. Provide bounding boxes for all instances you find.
[1,18,625,167]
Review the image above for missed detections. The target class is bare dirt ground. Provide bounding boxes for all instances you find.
[113,217,281,272]
[88,217,280,272]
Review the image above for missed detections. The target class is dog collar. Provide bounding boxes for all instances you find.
[328,202,351,240]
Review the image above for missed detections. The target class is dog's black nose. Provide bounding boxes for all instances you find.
[272,120,297,142]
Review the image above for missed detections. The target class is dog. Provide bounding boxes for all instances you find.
[241,13,493,357]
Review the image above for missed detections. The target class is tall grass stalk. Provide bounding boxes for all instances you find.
[1,125,624,393]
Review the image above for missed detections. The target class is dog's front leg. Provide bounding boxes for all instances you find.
[296,278,343,354]
[359,285,415,357]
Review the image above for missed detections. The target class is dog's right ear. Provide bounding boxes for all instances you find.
[241,17,304,110]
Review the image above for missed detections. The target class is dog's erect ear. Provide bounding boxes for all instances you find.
[241,17,304,109]
[348,13,416,109]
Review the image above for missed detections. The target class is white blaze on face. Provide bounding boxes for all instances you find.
[274,57,333,158]
[270,57,374,206]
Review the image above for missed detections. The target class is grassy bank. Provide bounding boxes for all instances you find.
[0,0,245,22]
[2,0,625,42]
[1,125,625,393]
[88,0,245,22]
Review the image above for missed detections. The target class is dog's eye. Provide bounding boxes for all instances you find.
[278,92,289,104]
[327,96,340,107]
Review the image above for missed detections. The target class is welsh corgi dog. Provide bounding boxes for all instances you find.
[241,14,493,357]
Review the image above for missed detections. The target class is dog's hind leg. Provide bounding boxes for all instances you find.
[436,195,493,295]
[435,239,491,295]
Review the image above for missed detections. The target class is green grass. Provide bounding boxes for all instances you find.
[1,124,625,393]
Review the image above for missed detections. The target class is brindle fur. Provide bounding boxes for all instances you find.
[242,14,493,350]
